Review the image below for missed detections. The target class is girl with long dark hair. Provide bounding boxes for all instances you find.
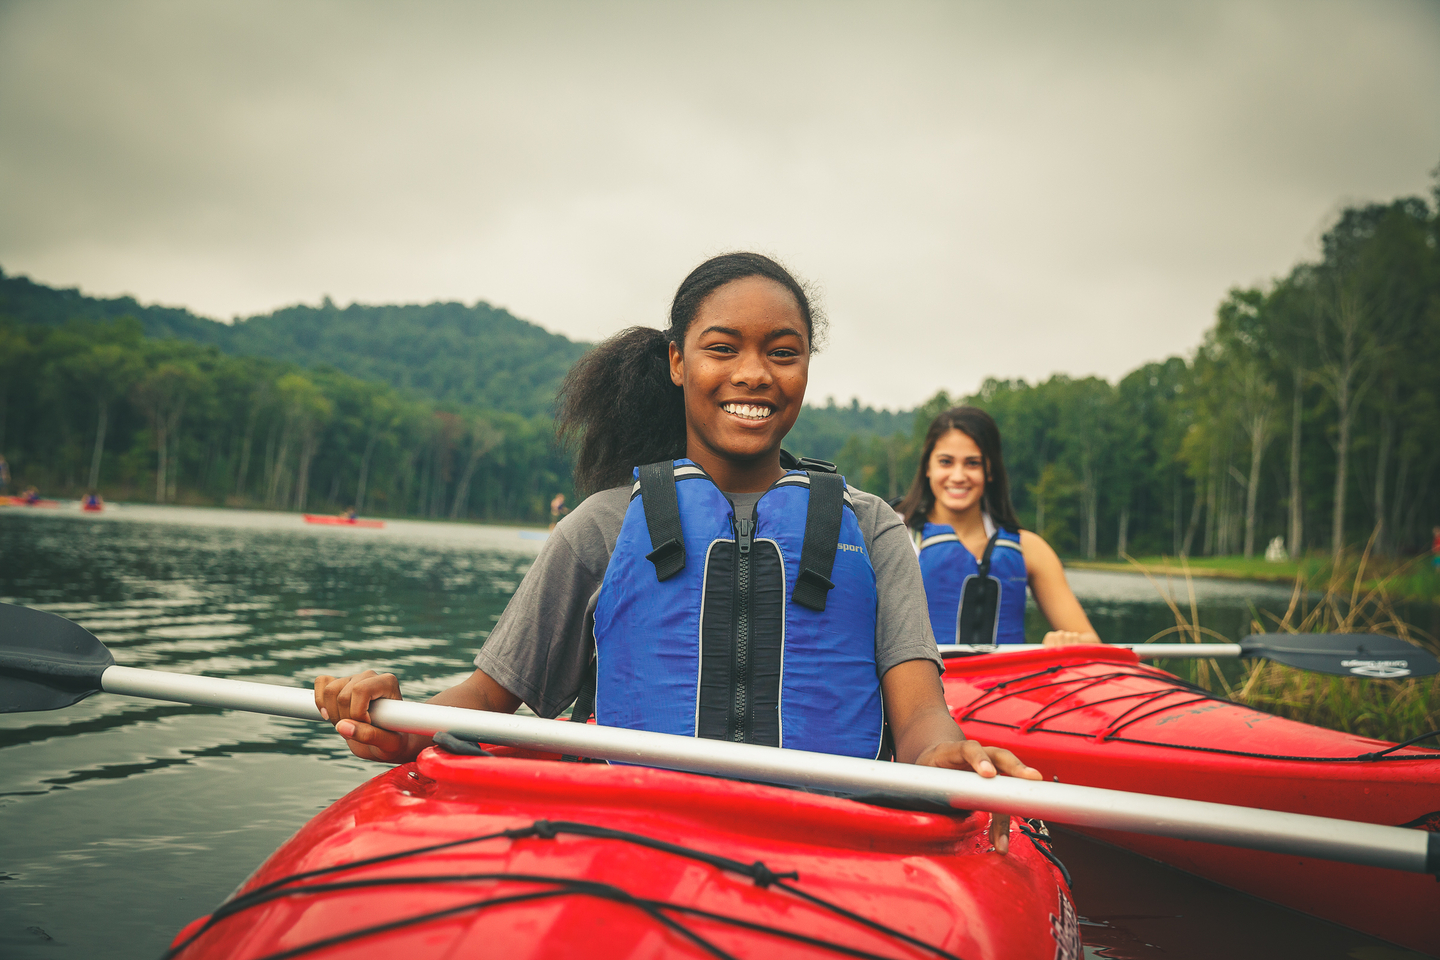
[897,406,1100,648]
[315,253,1040,852]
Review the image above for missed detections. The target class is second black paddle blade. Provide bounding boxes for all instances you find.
[1241,632,1440,679]
[0,602,115,712]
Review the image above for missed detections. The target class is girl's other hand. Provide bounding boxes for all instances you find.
[313,671,425,764]
[1041,630,1101,647]
[914,741,1043,854]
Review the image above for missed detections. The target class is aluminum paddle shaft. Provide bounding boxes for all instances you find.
[99,665,1437,877]
[939,643,1242,659]
[939,634,1440,678]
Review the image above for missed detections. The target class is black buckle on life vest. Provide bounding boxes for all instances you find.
[778,450,836,474]
[645,538,686,580]
[792,567,836,610]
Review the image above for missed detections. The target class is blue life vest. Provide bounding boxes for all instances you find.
[592,459,884,759]
[918,523,1028,645]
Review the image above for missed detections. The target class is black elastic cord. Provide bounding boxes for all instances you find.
[1018,819,1072,889]
[522,820,799,887]
[194,876,936,960]
[166,819,967,960]
[792,472,845,611]
[958,662,1440,762]
[639,461,685,580]
[1357,728,1440,760]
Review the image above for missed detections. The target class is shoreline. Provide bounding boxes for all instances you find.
[1064,557,1439,604]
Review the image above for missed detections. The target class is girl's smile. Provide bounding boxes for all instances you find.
[669,276,808,490]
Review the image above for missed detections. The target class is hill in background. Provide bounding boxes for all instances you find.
[0,267,588,418]
[1,265,915,441]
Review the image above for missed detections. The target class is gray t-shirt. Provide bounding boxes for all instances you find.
[475,483,942,719]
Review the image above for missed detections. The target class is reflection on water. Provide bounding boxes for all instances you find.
[0,506,1422,959]
[1028,568,1308,648]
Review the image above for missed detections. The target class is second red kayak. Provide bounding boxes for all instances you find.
[942,646,1440,956]
[303,514,385,528]
[167,743,1077,960]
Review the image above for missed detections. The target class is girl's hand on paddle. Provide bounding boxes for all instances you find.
[1042,630,1100,648]
[313,671,422,764]
[915,740,1043,854]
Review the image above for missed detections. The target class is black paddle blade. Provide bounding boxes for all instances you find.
[0,602,114,712]
[1241,632,1440,679]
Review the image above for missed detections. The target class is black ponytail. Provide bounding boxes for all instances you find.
[558,252,823,495]
[557,326,686,494]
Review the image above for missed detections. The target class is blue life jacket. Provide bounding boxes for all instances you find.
[592,459,884,759]
[918,523,1028,645]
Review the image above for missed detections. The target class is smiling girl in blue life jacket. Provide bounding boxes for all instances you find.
[315,253,1042,852]
[897,406,1101,649]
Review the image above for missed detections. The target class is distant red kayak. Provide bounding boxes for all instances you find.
[303,514,384,528]
[942,646,1440,956]
[2,497,59,508]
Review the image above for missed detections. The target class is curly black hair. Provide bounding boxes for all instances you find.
[557,253,822,495]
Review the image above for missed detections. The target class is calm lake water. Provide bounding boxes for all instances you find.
[0,505,1423,959]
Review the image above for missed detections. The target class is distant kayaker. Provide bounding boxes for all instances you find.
[20,485,40,505]
[82,490,103,511]
[548,492,568,531]
[341,506,357,520]
[897,407,1101,648]
[316,252,1042,854]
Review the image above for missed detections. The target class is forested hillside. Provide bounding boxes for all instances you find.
[0,316,571,521]
[836,183,1440,560]
[0,273,905,523]
[3,173,1435,546]
[0,272,587,417]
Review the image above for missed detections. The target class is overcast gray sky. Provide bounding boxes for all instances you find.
[2,1,1437,409]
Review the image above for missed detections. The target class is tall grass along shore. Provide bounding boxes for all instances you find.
[1131,541,1439,746]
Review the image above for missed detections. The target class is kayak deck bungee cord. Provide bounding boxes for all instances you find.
[941,645,1440,956]
[164,743,1079,960]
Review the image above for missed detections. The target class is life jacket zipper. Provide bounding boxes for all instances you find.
[731,513,753,742]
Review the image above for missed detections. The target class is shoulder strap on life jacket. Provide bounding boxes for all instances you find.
[564,650,599,759]
[792,471,845,612]
[976,528,1001,576]
[638,460,685,581]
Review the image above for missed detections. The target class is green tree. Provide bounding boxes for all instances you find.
[133,359,201,502]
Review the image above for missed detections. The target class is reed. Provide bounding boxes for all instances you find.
[1126,534,1440,745]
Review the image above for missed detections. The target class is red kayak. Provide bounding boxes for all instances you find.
[942,646,1440,956]
[2,496,60,507]
[303,514,385,528]
[167,743,1077,959]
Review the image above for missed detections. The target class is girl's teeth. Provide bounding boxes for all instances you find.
[725,404,771,420]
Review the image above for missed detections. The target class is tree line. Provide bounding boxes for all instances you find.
[4,176,1435,547]
[833,183,1440,561]
[0,271,589,419]
[1,317,572,522]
